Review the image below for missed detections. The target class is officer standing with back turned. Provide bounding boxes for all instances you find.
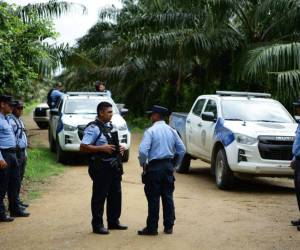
[138,105,186,235]
[80,101,127,234]
[290,98,300,231]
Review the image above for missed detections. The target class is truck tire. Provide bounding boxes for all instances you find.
[176,154,191,173]
[48,128,56,153]
[56,140,68,164]
[215,148,234,189]
[122,149,129,162]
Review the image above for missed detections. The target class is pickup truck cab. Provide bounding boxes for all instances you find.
[48,92,131,164]
[170,91,297,189]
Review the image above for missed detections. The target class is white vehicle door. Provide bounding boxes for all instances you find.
[186,98,207,157]
[200,99,218,159]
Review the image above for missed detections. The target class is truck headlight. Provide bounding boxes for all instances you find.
[117,124,128,131]
[63,124,77,131]
[235,133,257,145]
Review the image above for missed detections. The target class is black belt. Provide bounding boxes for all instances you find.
[0,148,17,153]
[149,158,173,164]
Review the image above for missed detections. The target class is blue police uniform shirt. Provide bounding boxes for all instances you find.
[139,120,186,167]
[0,112,17,161]
[81,121,111,146]
[50,89,64,107]
[8,114,28,149]
[293,124,300,158]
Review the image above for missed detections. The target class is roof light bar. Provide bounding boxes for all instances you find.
[216,91,271,98]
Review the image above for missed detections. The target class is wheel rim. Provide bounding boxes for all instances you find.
[216,158,224,185]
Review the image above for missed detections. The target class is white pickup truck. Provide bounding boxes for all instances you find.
[169,91,297,189]
[48,92,131,164]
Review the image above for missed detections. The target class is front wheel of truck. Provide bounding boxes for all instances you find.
[176,154,191,173]
[215,148,234,189]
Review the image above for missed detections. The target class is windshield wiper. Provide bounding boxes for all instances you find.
[253,120,284,123]
[225,118,244,121]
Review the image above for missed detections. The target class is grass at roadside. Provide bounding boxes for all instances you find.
[26,148,64,181]
[22,148,64,200]
[24,101,39,115]
[127,116,150,133]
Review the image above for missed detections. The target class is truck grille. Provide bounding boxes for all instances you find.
[258,136,294,161]
[77,125,86,140]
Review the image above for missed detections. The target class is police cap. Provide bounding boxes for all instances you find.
[12,100,24,108]
[0,95,14,105]
[146,105,169,116]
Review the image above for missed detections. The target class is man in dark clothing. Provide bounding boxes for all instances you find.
[80,102,127,234]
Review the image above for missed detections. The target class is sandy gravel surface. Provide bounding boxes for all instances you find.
[1,114,300,250]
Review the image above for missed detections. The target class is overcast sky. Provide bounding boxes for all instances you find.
[9,0,122,45]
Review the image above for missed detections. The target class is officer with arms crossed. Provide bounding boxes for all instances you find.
[0,95,29,222]
[138,105,186,235]
[80,102,127,234]
[9,100,30,210]
[290,98,300,230]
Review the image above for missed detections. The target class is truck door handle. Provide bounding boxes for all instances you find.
[198,123,202,127]
[187,120,191,124]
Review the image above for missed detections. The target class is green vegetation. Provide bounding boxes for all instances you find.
[0,1,85,100]
[23,148,64,200]
[60,0,300,114]
[26,148,64,181]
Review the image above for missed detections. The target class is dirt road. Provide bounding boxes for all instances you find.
[1,115,300,250]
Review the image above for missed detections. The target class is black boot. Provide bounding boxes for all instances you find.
[137,227,158,236]
[108,222,128,230]
[10,210,30,217]
[0,214,14,222]
[291,219,300,226]
[93,226,109,235]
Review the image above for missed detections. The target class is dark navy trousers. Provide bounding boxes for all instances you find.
[144,159,175,231]
[88,160,122,228]
[294,160,300,211]
[0,151,20,215]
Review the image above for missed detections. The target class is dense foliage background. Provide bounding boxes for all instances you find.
[0,0,82,100]
[60,0,300,114]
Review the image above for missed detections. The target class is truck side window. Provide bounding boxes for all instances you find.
[192,99,206,116]
[204,100,218,117]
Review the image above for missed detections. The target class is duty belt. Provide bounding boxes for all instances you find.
[149,158,173,165]
[0,148,17,153]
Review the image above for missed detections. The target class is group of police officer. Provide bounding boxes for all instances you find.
[80,103,186,235]
[0,95,29,223]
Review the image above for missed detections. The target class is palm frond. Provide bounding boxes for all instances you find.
[16,0,86,23]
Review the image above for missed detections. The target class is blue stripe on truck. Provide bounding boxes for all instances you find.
[214,118,234,147]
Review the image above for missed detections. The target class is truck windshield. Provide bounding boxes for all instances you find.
[64,99,118,114]
[221,99,294,123]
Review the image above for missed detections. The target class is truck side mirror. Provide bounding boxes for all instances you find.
[202,112,216,122]
[121,108,129,116]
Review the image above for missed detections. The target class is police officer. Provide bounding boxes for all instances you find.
[0,95,28,222]
[95,80,112,97]
[80,101,127,234]
[9,101,30,209]
[48,82,64,109]
[290,98,300,230]
[138,105,186,235]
